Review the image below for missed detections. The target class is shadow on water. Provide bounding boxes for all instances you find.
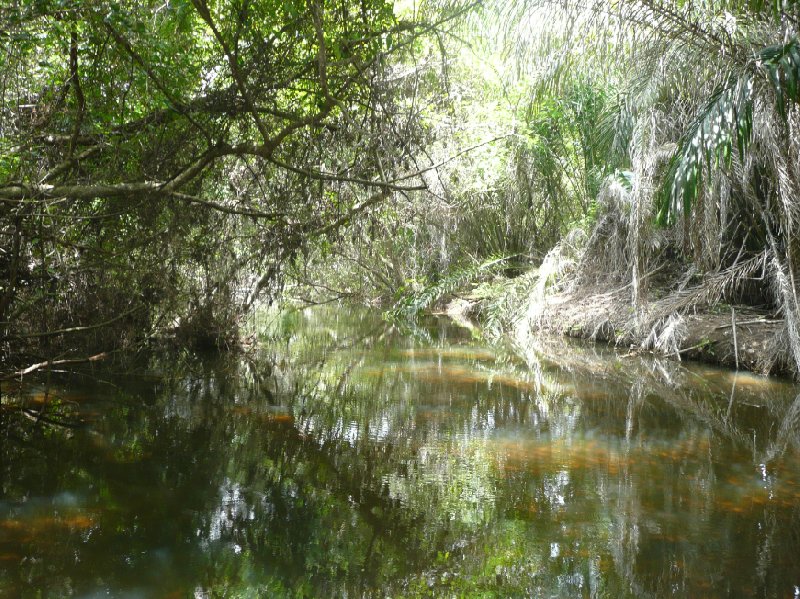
[1,305,800,597]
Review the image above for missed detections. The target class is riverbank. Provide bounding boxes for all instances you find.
[447,271,796,379]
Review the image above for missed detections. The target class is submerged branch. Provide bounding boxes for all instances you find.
[3,352,109,380]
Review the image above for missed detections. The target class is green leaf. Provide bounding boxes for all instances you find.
[656,38,800,227]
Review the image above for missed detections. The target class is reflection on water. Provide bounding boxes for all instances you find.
[2,306,800,597]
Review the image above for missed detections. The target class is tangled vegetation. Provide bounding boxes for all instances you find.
[498,0,800,376]
[2,0,800,377]
[285,2,799,377]
[0,0,441,364]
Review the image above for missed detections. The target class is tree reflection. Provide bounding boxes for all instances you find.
[1,306,800,597]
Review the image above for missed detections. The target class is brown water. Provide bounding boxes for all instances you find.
[1,306,800,597]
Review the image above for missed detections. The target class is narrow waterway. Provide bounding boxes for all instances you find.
[2,306,800,597]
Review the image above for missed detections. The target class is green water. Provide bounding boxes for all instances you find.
[2,306,800,598]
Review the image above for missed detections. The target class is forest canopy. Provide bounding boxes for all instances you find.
[0,0,442,356]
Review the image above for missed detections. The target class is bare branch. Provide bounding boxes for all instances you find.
[2,352,109,380]
[166,191,286,219]
[311,191,390,238]
[3,306,144,341]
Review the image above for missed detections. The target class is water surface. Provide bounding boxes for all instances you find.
[2,307,800,597]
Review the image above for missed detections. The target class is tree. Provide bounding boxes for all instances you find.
[0,0,431,361]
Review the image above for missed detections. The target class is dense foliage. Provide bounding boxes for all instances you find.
[0,0,432,362]
[295,0,800,374]
[3,0,800,375]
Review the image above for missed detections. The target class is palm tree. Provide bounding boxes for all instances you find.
[472,0,800,373]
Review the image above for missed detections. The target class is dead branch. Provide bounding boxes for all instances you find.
[3,352,109,380]
[2,306,143,341]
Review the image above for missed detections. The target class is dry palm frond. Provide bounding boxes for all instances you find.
[642,313,688,357]
[759,324,795,374]
[535,228,586,295]
[766,249,800,373]
[741,98,800,373]
[754,102,800,232]
[646,251,768,320]
[577,172,632,285]
[511,228,588,330]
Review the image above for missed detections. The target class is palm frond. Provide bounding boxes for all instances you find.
[658,37,800,226]
[388,255,512,320]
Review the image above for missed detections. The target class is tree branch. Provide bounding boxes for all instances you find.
[311,191,390,238]
[166,191,286,219]
[2,306,144,341]
[191,0,271,143]
[2,352,109,380]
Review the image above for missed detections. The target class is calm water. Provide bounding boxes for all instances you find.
[2,307,800,598]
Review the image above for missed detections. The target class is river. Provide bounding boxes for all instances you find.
[1,306,800,597]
